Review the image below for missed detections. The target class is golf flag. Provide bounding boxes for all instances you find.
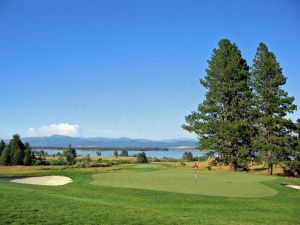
[194,163,199,183]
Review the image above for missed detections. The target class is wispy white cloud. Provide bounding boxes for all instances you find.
[27,123,79,137]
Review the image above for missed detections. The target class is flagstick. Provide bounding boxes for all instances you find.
[194,163,199,184]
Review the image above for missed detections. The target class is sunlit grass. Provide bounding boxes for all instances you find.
[0,163,299,224]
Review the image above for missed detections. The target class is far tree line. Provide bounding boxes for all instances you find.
[0,135,150,166]
[32,146,168,151]
[0,134,34,166]
[0,135,78,166]
[183,39,300,176]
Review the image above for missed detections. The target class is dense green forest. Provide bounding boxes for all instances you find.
[183,39,299,176]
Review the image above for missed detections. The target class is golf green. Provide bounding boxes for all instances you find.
[92,166,278,197]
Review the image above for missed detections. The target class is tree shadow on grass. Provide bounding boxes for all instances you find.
[0,176,28,181]
[252,167,268,172]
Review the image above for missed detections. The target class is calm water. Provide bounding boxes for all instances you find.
[39,149,205,159]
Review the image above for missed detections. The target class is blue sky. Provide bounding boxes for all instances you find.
[0,0,299,139]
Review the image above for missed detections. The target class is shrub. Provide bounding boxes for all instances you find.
[96,157,102,162]
[63,145,77,165]
[85,154,92,162]
[136,152,148,163]
[182,152,194,162]
[160,157,178,162]
[113,151,119,158]
[34,159,50,166]
[149,157,160,162]
[119,150,129,157]
[50,158,67,166]
[73,161,119,168]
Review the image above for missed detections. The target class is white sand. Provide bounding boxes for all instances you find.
[10,176,72,186]
[286,185,300,190]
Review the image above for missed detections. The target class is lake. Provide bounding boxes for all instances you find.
[39,149,206,159]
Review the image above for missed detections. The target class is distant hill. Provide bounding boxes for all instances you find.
[18,135,197,148]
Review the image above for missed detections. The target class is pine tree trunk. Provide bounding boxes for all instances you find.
[267,151,273,175]
[229,162,237,171]
[268,163,273,175]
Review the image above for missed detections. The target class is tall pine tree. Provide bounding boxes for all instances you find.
[0,146,11,165]
[283,119,300,177]
[183,39,256,171]
[9,134,26,165]
[0,140,6,156]
[251,43,297,175]
[0,134,35,166]
[23,142,34,166]
[63,144,77,165]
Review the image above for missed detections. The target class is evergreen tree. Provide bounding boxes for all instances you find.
[86,154,91,162]
[251,43,297,175]
[293,119,300,175]
[23,142,34,166]
[136,152,148,163]
[11,148,23,165]
[182,152,194,161]
[0,146,11,165]
[280,119,300,176]
[9,134,26,165]
[23,149,33,166]
[113,150,118,158]
[0,135,35,166]
[120,150,129,157]
[0,140,6,156]
[63,144,77,164]
[183,39,256,171]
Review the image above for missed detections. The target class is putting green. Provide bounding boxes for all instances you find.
[92,166,278,197]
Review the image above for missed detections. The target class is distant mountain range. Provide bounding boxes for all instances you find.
[17,135,197,148]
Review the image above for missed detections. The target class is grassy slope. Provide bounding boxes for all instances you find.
[0,165,300,225]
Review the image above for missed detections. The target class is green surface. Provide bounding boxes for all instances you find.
[92,166,277,197]
[0,164,300,225]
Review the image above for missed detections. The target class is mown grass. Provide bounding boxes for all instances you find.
[92,165,278,197]
[0,164,300,225]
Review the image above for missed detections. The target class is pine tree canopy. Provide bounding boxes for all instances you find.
[183,39,256,170]
[252,43,297,174]
[0,140,6,156]
[0,134,35,166]
[63,144,77,164]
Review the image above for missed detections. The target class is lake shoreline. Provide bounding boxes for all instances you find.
[34,149,205,159]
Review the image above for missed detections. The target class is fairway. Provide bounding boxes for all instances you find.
[92,166,278,197]
[1,166,300,225]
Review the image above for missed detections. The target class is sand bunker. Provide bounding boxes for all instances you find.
[286,185,300,190]
[10,176,72,186]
